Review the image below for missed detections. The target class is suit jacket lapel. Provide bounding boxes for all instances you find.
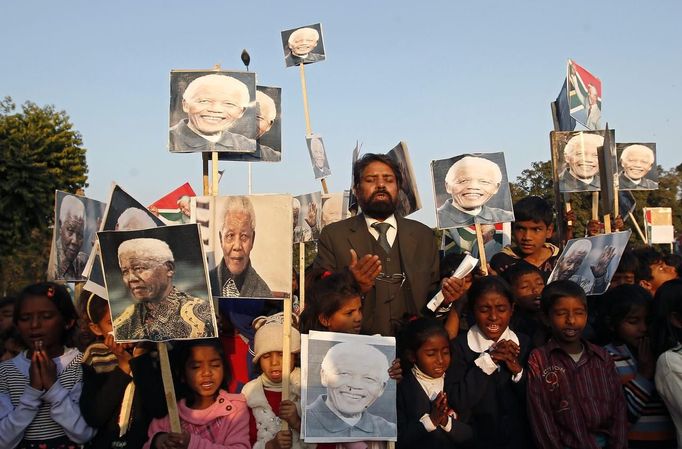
[397,217,417,278]
[347,214,373,257]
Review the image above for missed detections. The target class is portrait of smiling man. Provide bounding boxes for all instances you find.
[281,24,326,67]
[617,143,658,190]
[169,71,257,153]
[433,153,515,229]
[557,132,604,192]
[107,235,215,342]
[305,340,397,441]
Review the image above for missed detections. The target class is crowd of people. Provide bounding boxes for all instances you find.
[1,153,682,449]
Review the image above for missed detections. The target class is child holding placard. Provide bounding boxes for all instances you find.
[143,339,249,449]
[79,291,151,449]
[242,313,307,449]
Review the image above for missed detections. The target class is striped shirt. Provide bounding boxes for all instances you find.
[0,348,93,445]
[527,339,628,449]
[604,343,676,447]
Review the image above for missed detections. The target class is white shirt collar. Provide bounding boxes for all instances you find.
[364,214,397,230]
[467,324,519,353]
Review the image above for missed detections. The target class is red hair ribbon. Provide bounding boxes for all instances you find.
[321,270,332,279]
[46,287,55,299]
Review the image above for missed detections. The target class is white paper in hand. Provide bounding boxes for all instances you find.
[426,254,479,312]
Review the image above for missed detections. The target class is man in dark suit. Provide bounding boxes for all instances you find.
[314,154,460,336]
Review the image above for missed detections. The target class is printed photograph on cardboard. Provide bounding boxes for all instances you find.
[219,85,283,163]
[149,182,196,224]
[567,59,602,130]
[445,222,511,261]
[616,143,658,190]
[48,191,107,282]
[548,230,631,295]
[320,191,350,229]
[169,70,257,153]
[550,129,615,193]
[293,192,322,243]
[307,134,332,179]
[83,184,166,298]
[98,224,216,342]
[598,125,618,218]
[387,142,422,217]
[281,23,326,68]
[205,195,292,299]
[431,152,514,230]
[644,207,674,244]
[301,331,397,442]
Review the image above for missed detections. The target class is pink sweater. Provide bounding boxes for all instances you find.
[144,390,249,449]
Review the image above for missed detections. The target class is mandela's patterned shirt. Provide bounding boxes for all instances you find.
[113,287,214,341]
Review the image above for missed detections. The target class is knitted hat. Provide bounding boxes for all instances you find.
[252,312,301,364]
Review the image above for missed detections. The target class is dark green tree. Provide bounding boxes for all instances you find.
[0,97,88,294]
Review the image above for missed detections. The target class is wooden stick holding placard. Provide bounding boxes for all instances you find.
[629,212,647,244]
[280,294,294,432]
[202,153,209,196]
[604,214,612,234]
[298,63,329,195]
[211,152,219,196]
[158,343,181,432]
[475,223,488,275]
[299,241,306,311]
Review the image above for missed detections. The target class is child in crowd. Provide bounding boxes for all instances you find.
[144,338,249,449]
[397,318,473,449]
[600,285,676,448]
[300,269,363,335]
[527,280,627,449]
[0,296,24,361]
[609,250,639,289]
[663,253,682,278]
[445,276,532,449]
[632,247,677,296]
[490,196,561,281]
[302,269,400,449]
[653,279,682,446]
[503,261,548,349]
[79,291,151,449]
[242,313,306,449]
[0,282,96,449]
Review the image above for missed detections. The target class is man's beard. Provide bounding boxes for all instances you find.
[360,191,397,220]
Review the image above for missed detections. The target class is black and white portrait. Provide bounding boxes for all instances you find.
[431,152,514,230]
[548,230,631,295]
[616,143,658,190]
[320,191,350,229]
[169,70,257,153]
[551,130,615,193]
[293,192,322,243]
[98,224,217,342]
[200,195,292,299]
[83,184,165,299]
[301,331,397,442]
[387,142,421,217]
[281,23,326,68]
[219,85,282,163]
[48,191,106,282]
[307,134,331,179]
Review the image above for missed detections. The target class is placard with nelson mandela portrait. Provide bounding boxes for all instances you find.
[616,142,658,190]
[169,69,257,153]
[431,152,514,230]
[281,23,326,68]
[550,129,616,193]
[301,331,397,442]
[98,224,216,342]
[547,230,631,295]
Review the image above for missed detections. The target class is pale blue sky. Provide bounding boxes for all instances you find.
[2,1,680,225]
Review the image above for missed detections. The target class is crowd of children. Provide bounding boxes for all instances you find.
[1,195,682,449]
